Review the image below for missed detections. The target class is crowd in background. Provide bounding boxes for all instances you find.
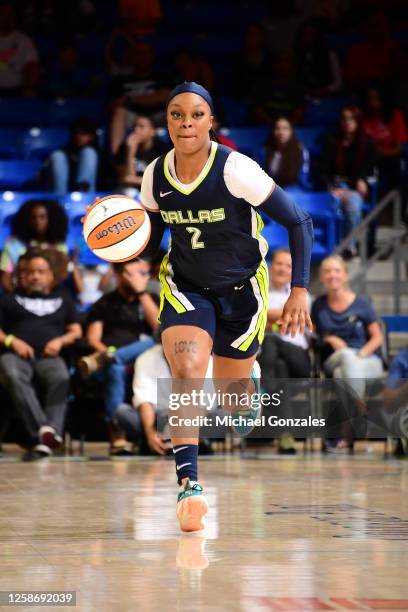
[0,0,407,459]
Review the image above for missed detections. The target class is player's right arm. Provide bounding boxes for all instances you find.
[139,158,166,261]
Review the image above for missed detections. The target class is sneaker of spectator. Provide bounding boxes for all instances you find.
[0,2,40,96]
[39,425,63,450]
[22,444,53,462]
[78,347,117,377]
[278,433,297,455]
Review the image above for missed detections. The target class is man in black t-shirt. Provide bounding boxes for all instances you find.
[0,251,82,459]
[80,259,159,455]
[115,115,169,192]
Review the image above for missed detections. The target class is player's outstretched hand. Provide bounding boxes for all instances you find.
[277,287,313,337]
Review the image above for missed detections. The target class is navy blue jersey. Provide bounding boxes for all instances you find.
[150,144,268,290]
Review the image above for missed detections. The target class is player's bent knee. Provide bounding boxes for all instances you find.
[170,355,206,380]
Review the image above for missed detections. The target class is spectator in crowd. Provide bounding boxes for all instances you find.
[232,24,273,111]
[0,198,68,293]
[47,44,92,98]
[115,115,169,194]
[320,105,377,257]
[258,248,312,454]
[79,259,159,455]
[263,117,303,187]
[46,118,100,196]
[173,49,214,94]
[65,249,113,308]
[117,0,162,36]
[0,1,40,96]
[255,50,304,126]
[294,18,342,97]
[383,347,408,456]
[0,250,81,460]
[109,42,172,154]
[361,84,407,189]
[343,13,406,92]
[115,341,213,455]
[311,255,384,451]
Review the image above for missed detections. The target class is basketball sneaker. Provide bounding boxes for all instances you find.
[177,479,208,532]
[232,360,262,436]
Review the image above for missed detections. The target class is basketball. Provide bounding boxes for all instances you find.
[82,194,151,262]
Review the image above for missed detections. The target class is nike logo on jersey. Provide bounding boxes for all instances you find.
[160,190,173,197]
[234,285,245,290]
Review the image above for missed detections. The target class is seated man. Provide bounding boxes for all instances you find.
[258,248,312,454]
[0,250,82,460]
[79,258,159,455]
[115,340,213,455]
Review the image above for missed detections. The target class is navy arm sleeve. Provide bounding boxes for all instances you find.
[139,210,166,262]
[258,185,313,288]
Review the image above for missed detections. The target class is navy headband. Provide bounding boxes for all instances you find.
[166,82,214,113]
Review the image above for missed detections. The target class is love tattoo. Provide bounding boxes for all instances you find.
[174,340,197,354]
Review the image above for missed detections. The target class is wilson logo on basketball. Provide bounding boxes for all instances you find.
[87,210,145,249]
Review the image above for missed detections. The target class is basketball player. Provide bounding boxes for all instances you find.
[140,82,313,532]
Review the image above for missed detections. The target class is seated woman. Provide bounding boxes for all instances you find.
[311,255,384,452]
[319,105,377,258]
[0,198,68,292]
[263,116,303,187]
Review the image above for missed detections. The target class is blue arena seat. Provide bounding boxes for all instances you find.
[19,128,70,160]
[220,127,269,155]
[0,160,43,190]
[295,127,326,157]
[217,98,248,127]
[0,98,49,127]
[260,189,340,261]
[48,99,106,127]
[0,128,23,159]
[303,96,355,128]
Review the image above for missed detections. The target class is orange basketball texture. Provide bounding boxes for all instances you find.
[86,209,145,249]
[83,195,151,262]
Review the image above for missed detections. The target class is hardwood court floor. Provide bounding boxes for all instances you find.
[0,448,407,612]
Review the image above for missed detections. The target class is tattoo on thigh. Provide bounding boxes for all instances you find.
[174,340,197,354]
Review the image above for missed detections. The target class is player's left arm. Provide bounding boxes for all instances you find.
[258,183,313,336]
[224,152,313,337]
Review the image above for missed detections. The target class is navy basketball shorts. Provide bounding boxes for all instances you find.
[158,258,269,359]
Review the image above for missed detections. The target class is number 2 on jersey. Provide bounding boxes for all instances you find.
[186,226,205,249]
